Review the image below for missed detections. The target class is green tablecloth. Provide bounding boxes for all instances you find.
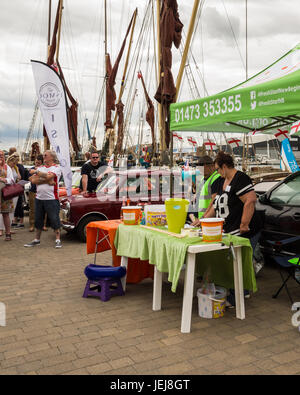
[114,225,257,293]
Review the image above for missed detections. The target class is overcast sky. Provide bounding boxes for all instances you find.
[0,0,300,152]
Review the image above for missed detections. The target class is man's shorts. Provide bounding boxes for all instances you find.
[34,199,61,230]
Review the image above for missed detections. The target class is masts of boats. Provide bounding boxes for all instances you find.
[102,2,138,159]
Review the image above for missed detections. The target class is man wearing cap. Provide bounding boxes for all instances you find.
[189,155,220,224]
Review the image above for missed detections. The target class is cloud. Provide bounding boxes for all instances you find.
[202,6,241,44]
[1,0,300,151]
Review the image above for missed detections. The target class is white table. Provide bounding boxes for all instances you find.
[120,242,245,333]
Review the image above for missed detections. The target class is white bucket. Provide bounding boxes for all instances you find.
[199,218,224,242]
[144,205,167,226]
[197,286,227,319]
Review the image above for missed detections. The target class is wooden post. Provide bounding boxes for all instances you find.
[175,0,200,101]
[156,0,165,160]
[112,8,138,130]
[55,0,63,63]
[47,0,52,57]
[44,0,53,152]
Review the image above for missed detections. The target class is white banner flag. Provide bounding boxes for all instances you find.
[31,60,73,196]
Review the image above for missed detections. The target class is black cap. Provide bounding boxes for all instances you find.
[196,155,214,165]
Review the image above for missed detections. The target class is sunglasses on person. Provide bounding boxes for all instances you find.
[91,156,99,159]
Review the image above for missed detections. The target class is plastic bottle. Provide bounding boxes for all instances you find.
[140,210,145,225]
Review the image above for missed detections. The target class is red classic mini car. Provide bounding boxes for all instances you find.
[60,168,191,241]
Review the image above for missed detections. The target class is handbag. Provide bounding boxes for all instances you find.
[2,183,24,201]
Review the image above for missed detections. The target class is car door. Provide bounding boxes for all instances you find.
[259,172,300,253]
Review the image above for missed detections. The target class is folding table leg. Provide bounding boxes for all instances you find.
[233,246,245,320]
[181,252,196,333]
[153,266,162,311]
[93,229,100,265]
[120,256,128,291]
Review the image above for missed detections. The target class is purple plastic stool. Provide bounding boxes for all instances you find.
[82,265,126,302]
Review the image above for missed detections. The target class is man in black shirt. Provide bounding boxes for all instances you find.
[81,153,107,193]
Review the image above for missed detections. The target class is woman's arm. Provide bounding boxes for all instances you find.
[191,193,217,226]
[2,165,14,184]
[203,201,216,219]
[15,166,21,182]
[203,193,217,218]
[239,190,257,233]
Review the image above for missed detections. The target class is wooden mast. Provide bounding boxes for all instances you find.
[112,9,138,162]
[156,0,165,163]
[170,0,200,171]
[242,0,248,171]
[47,0,52,57]
[112,8,138,130]
[104,0,114,156]
[44,0,53,151]
[175,0,200,101]
[55,0,64,63]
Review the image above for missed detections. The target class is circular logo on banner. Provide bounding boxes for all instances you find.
[39,82,62,107]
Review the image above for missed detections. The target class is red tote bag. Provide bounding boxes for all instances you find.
[2,183,24,201]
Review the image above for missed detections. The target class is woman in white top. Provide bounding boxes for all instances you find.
[7,155,21,227]
[0,150,14,240]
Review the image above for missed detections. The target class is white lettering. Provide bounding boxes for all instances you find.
[291,302,300,332]
[110,380,144,392]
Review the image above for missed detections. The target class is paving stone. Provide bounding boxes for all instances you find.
[235,333,258,344]
[1,220,300,375]
[109,356,135,369]
[158,361,194,374]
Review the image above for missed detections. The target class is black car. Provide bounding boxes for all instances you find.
[256,171,300,261]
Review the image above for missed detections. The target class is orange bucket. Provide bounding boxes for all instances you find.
[199,218,224,242]
[122,206,141,225]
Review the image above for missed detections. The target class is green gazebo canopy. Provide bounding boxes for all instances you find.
[170,43,300,136]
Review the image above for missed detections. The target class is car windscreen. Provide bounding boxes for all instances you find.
[72,171,81,187]
[96,174,120,194]
[269,175,300,205]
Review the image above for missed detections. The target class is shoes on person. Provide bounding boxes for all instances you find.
[24,240,40,247]
[43,227,48,231]
[29,227,34,232]
[244,291,251,299]
[225,300,235,309]
[11,222,18,227]
[17,224,24,228]
[55,240,62,248]
[4,233,12,241]
[226,288,250,308]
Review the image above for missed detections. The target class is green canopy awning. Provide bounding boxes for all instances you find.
[170,43,300,136]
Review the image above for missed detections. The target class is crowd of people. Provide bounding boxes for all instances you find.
[0,148,27,240]
[0,147,110,247]
[0,148,62,247]
[1,147,262,306]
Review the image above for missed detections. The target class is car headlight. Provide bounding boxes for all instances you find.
[60,201,71,221]
[65,201,70,214]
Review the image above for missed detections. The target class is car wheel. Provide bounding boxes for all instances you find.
[76,215,106,243]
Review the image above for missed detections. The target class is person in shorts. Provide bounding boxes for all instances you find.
[24,150,62,249]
